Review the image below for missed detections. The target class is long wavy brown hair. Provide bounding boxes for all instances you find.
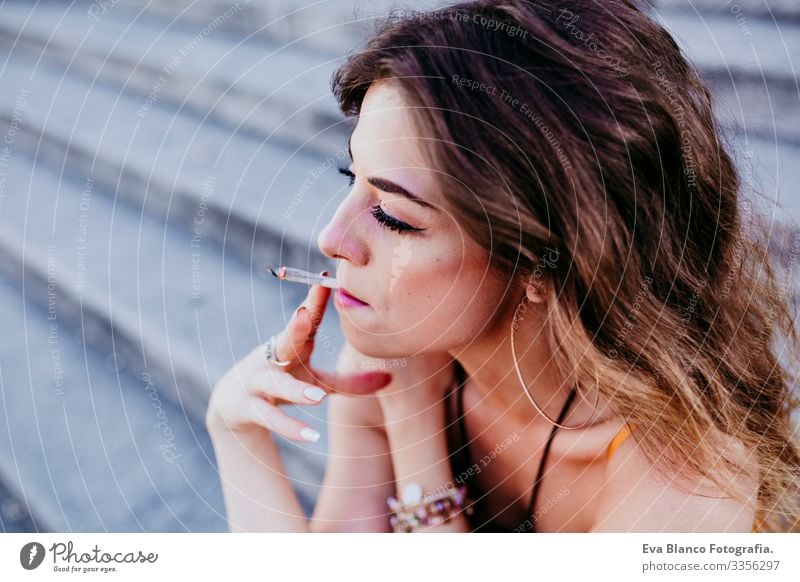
[330,0,800,532]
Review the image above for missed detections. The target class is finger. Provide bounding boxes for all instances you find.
[245,397,321,442]
[268,303,314,366]
[309,367,393,396]
[272,273,332,363]
[255,368,329,405]
[279,305,315,362]
[297,271,332,341]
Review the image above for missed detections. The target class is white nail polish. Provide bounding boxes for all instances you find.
[300,427,320,442]
[304,386,327,402]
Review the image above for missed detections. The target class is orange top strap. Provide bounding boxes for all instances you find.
[606,423,634,461]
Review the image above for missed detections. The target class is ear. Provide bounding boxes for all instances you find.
[525,280,546,303]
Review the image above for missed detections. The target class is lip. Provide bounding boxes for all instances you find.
[335,287,369,308]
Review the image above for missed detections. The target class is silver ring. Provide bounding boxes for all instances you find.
[264,334,292,367]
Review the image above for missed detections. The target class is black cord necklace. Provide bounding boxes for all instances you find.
[452,363,579,531]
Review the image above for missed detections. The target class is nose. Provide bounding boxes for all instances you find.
[317,196,369,266]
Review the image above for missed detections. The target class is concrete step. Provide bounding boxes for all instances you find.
[0,150,346,517]
[654,10,800,145]
[45,0,796,147]
[0,474,41,532]
[654,10,800,79]
[0,273,226,531]
[0,54,346,276]
[107,0,442,58]
[108,0,800,82]
[654,0,800,23]
[0,0,351,159]
[727,134,800,229]
[4,0,797,150]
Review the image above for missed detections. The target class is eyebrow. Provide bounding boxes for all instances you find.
[348,136,439,212]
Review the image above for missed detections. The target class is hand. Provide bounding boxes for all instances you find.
[374,351,456,420]
[205,278,394,443]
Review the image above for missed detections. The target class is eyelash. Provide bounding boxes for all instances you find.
[337,165,425,234]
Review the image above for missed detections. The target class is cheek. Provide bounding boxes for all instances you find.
[383,237,502,340]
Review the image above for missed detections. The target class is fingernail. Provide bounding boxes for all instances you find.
[320,270,329,277]
[304,386,327,402]
[300,427,320,442]
[294,305,307,318]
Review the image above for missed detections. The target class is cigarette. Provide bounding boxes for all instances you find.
[266,266,339,289]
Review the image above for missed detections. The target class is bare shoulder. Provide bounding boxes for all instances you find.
[590,428,758,532]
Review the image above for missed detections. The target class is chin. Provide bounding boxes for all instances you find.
[344,335,395,359]
[341,328,413,360]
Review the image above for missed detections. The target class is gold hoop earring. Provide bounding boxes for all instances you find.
[510,295,600,430]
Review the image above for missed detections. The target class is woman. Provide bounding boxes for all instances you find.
[205,0,800,532]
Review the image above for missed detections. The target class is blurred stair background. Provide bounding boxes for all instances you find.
[0,0,797,531]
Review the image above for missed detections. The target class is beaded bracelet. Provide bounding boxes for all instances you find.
[386,483,474,532]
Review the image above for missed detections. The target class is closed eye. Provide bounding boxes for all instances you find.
[338,165,426,234]
[369,204,425,233]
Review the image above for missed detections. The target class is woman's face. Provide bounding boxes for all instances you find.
[317,79,513,358]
